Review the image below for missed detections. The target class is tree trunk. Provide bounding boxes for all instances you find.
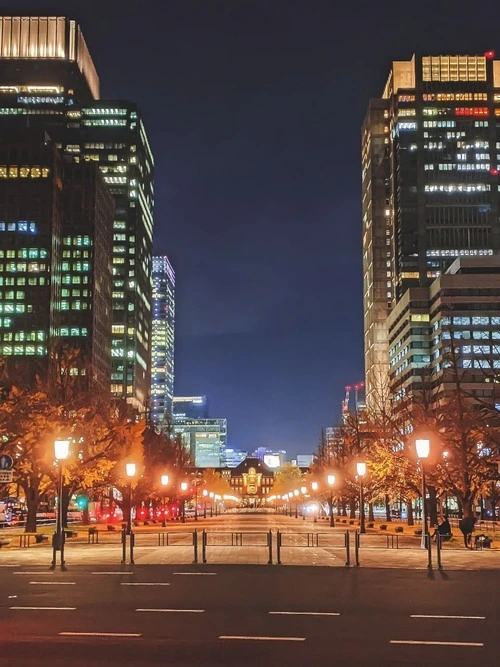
[368,502,374,522]
[461,498,474,518]
[385,495,392,522]
[341,500,347,516]
[82,507,90,526]
[349,497,356,519]
[407,500,414,526]
[25,487,39,533]
[480,496,485,520]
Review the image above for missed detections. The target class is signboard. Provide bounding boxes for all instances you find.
[0,470,13,483]
[0,455,13,470]
[264,454,281,469]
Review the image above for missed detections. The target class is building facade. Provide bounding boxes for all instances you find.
[150,255,175,426]
[223,448,248,468]
[362,53,500,406]
[388,255,500,406]
[0,129,113,392]
[173,418,227,468]
[0,14,154,411]
[229,457,275,507]
[173,396,208,420]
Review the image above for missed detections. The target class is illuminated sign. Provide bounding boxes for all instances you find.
[264,455,281,468]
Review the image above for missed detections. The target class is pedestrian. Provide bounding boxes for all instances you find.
[458,515,477,548]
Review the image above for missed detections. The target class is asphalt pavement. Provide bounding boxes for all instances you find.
[0,564,497,666]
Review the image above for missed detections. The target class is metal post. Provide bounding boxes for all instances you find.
[436,533,442,570]
[355,531,360,566]
[182,498,186,523]
[127,482,132,535]
[421,464,432,569]
[162,495,166,528]
[295,502,298,519]
[121,526,126,564]
[268,529,273,565]
[345,531,350,567]
[204,502,207,519]
[330,490,335,527]
[193,531,198,564]
[129,530,135,565]
[359,481,366,534]
[195,486,198,521]
[202,530,207,563]
[276,530,281,565]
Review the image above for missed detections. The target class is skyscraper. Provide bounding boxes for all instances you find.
[0,129,114,392]
[362,53,500,405]
[0,14,154,411]
[150,255,175,426]
[172,395,209,420]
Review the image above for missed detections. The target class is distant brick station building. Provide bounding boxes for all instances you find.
[229,457,275,507]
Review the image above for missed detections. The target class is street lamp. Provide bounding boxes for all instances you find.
[202,488,208,518]
[160,474,169,528]
[356,462,367,534]
[311,481,318,492]
[52,439,69,569]
[180,481,188,523]
[294,489,299,518]
[327,474,336,527]
[209,491,214,517]
[125,462,136,535]
[416,438,431,568]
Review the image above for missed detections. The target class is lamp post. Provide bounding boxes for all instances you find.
[160,474,169,528]
[356,462,367,534]
[327,474,336,527]
[202,489,208,518]
[52,439,69,569]
[311,481,319,522]
[293,489,299,518]
[209,491,214,517]
[180,481,188,523]
[416,438,431,568]
[301,486,307,520]
[125,462,136,535]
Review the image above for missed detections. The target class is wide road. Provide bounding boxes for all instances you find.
[0,563,497,666]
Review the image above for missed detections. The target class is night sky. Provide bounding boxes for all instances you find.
[3,0,499,456]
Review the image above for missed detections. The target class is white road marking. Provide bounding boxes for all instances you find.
[269,611,340,616]
[60,632,141,638]
[29,581,76,585]
[219,635,306,642]
[14,571,54,575]
[136,608,205,613]
[91,572,134,575]
[121,582,170,586]
[390,640,483,647]
[11,606,76,611]
[411,614,485,620]
[173,572,216,576]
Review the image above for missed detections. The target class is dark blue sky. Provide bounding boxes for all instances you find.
[6,0,499,455]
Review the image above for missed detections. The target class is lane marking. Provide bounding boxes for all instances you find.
[173,572,216,576]
[60,632,141,638]
[11,606,76,611]
[411,614,485,620]
[14,571,54,575]
[29,581,76,585]
[136,608,205,613]
[220,635,305,642]
[92,572,134,575]
[269,611,340,616]
[121,582,170,587]
[390,640,483,647]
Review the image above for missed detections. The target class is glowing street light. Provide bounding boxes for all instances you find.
[356,461,367,534]
[160,474,169,528]
[416,438,431,568]
[52,439,70,569]
[327,474,336,527]
[311,481,318,492]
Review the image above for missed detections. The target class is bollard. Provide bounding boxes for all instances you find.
[436,534,442,570]
[276,530,282,565]
[193,531,198,564]
[130,531,135,565]
[355,532,360,567]
[345,531,350,567]
[121,527,126,564]
[202,530,207,564]
[268,529,273,565]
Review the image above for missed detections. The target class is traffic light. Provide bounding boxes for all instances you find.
[76,495,88,510]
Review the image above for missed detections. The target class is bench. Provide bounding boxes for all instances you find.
[19,533,49,547]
